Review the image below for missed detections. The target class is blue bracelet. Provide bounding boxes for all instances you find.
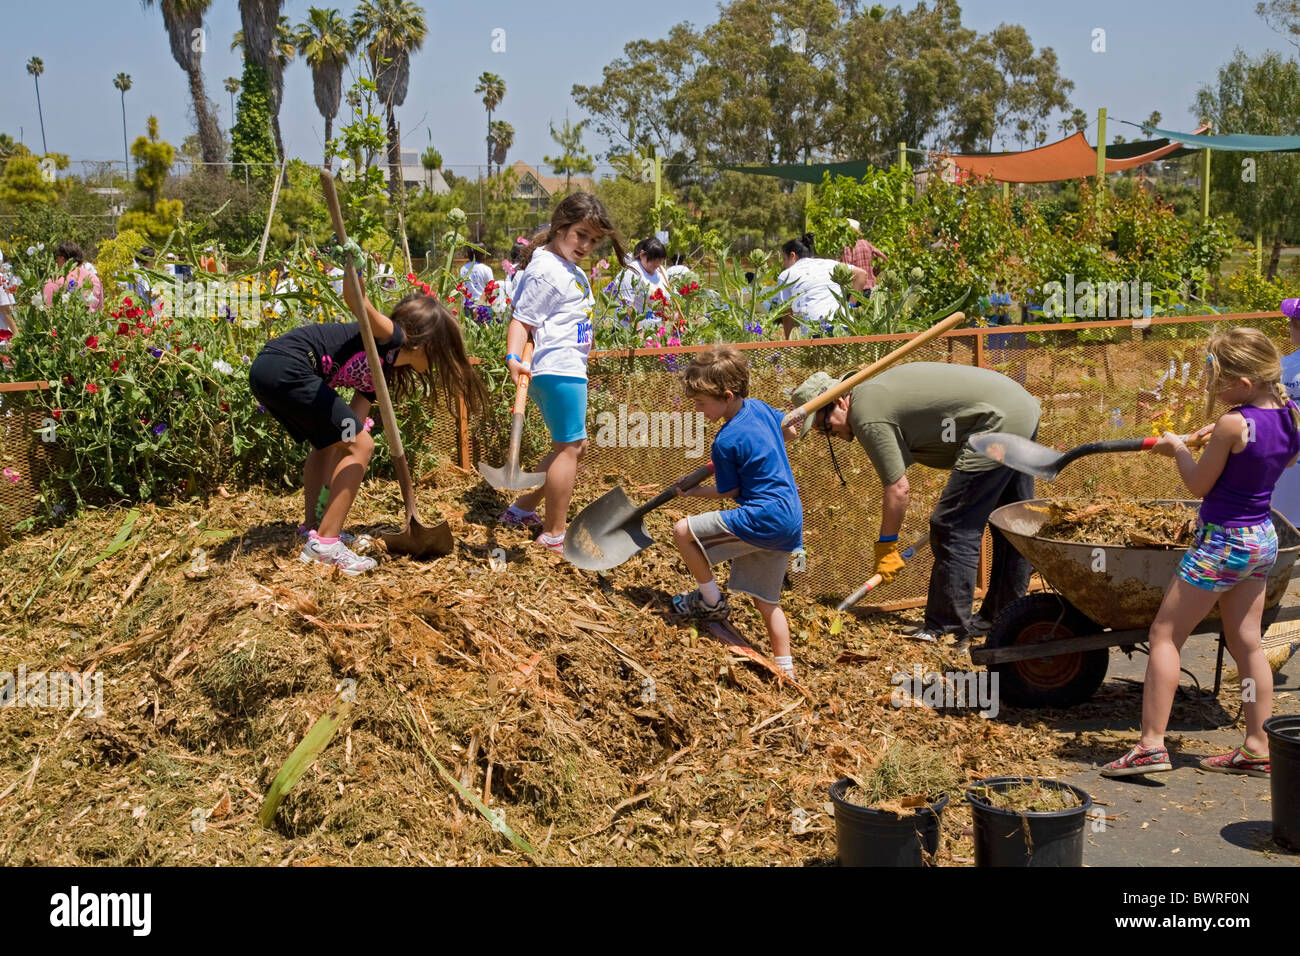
[878,534,899,543]
[506,353,522,364]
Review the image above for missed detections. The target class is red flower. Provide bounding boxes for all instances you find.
[62,374,74,386]
[85,382,99,394]
[220,402,230,412]
[193,344,203,352]
[406,272,417,283]
[117,322,131,336]
[142,327,151,336]
[50,328,57,338]
[110,359,122,373]
[85,335,99,349]
[0,329,12,344]
[123,297,133,308]
[51,408,62,420]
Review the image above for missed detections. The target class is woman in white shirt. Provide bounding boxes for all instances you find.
[771,233,868,339]
[459,246,494,301]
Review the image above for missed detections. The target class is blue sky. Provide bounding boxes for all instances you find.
[1,0,1290,176]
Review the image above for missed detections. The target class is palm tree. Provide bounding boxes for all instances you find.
[352,0,428,198]
[233,4,292,161]
[420,145,441,191]
[475,72,505,177]
[223,76,240,128]
[114,73,133,175]
[489,120,514,175]
[295,7,353,171]
[141,1,224,166]
[26,58,47,154]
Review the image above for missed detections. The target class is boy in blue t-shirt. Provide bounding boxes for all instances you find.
[671,346,804,678]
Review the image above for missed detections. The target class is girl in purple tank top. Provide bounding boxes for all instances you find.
[1103,328,1300,780]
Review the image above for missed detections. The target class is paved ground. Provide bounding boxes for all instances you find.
[993,597,1300,867]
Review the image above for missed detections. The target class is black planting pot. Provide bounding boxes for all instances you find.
[966,776,1092,867]
[830,777,949,867]
[1265,715,1300,851]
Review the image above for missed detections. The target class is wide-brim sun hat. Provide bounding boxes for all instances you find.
[791,372,840,439]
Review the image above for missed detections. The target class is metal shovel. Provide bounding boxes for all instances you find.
[321,172,453,558]
[477,341,546,492]
[564,464,715,571]
[969,429,1211,482]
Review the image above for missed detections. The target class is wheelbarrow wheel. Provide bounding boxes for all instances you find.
[984,593,1109,709]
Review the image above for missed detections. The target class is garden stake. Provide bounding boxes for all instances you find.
[321,171,453,558]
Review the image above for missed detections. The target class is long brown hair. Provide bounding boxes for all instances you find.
[519,192,627,271]
[1204,326,1300,429]
[387,293,487,417]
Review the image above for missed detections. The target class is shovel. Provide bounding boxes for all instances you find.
[565,464,715,571]
[566,309,969,572]
[321,171,453,558]
[477,341,546,491]
[837,534,930,611]
[969,428,1213,482]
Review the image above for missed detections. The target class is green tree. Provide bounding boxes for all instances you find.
[420,145,442,190]
[295,7,355,171]
[223,76,240,128]
[352,0,428,199]
[489,120,514,173]
[235,1,287,160]
[1194,49,1300,277]
[475,72,506,175]
[26,57,47,155]
[0,144,66,206]
[141,1,224,167]
[230,59,277,172]
[544,117,595,195]
[114,73,133,176]
[118,116,184,242]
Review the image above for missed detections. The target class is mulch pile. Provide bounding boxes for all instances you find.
[1037,497,1198,548]
[1,466,1093,865]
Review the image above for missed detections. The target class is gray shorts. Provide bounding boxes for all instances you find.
[687,510,791,605]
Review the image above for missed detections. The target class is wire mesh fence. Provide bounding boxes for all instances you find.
[0,383,59,539]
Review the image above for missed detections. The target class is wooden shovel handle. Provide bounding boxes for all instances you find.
[320,172,417,517]
[781,311,966,429]
[630,463,716,522]
[512,341,535,414]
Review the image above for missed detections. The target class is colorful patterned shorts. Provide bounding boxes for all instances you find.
[1177,521,1278,593]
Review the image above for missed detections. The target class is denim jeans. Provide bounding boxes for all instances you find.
[924,456,1035,635]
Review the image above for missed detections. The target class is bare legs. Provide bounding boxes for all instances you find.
[315,431,374,539]
[510,438,587,537]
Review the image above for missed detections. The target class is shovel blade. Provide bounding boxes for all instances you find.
[969,432,1062,481]
[381,516,454,558]
[476,460,547,493]
[564,486,655,571]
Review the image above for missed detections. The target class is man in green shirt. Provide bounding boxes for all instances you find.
[793,362,1041,643]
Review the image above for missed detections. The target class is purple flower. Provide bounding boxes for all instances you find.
[149,347,163,358]
[744,321,763,335]
[256,403,265,414]
[153,422,168,436]
[474,305,493,324]
[67,279,78,290]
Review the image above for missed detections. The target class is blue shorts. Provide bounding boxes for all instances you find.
[1176,521,1278,592]
[529,374,587,443]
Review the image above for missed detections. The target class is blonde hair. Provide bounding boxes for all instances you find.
[682,345,749,399]
[1204,327,1300,428]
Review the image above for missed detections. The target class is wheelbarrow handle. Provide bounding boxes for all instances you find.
[629,463,716,522]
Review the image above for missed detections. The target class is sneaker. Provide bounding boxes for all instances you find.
[1099,744,1173,778]
[299,533,377,575]
[671,589,731,622]
[1199,747,1269,778]
[498,506,543,530]
[537,531,566,554]
[297,524,355,546]
[907,629,941,643]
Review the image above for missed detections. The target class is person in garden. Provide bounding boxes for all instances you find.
[501,238,528,304]
[771,233,869,338]
[614,237,679,328]
[1102,328,1300,778]
[665,252,691,283]
[1269,298,1300,526]
[840,218,887,298]
[459,245,494,301]
[498,192,627,553]
[792,362,1040,644]
[0,249,19,337]
[670,346,803,680]
[249,243,485,575]
[43,242,103,313]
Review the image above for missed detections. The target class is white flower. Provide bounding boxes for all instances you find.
[37,243,44,251]
[26,246,36,256]
[30,293,43,308]
[212,359,233,375]
[11,275,21,287]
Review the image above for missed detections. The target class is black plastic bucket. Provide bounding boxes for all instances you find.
[1265,715,1300,850]
[830,778,949,867]
[966,776,1091,867]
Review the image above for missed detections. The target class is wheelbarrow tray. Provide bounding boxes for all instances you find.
[988,499,1300,631]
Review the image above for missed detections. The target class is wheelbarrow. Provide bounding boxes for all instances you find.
[969,499,1300,708]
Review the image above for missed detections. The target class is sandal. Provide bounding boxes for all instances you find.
[1199,747,1269,778]
[498,506,543,530]
[1099,744,1173,777]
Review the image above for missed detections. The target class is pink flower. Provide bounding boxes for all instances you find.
[2,467,20,483]
[85,382,99,394]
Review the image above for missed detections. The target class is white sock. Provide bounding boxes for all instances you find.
[699,579,721,606]
[774,655,795,678]
[539,531,565,546]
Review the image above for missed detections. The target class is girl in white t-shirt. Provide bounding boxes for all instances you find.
[499,194,627,552]
[771,233,868,339]
[615,237,675,328]
[502,239,528,304]
[459,247,494,301]
[1273,298,1300,525]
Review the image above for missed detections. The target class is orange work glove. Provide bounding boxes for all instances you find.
[873,541,906,583]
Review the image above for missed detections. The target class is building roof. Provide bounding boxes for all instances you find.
[510,160,595,198]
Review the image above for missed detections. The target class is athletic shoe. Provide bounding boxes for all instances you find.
[907,629,941,643]
[498,506,543,530]
[1199,747,1269,778]
[536,532,566,554]
[297,524,355,545]
[299,533,377,575]
[671,589,731,622]
[1099,744,1173,777]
